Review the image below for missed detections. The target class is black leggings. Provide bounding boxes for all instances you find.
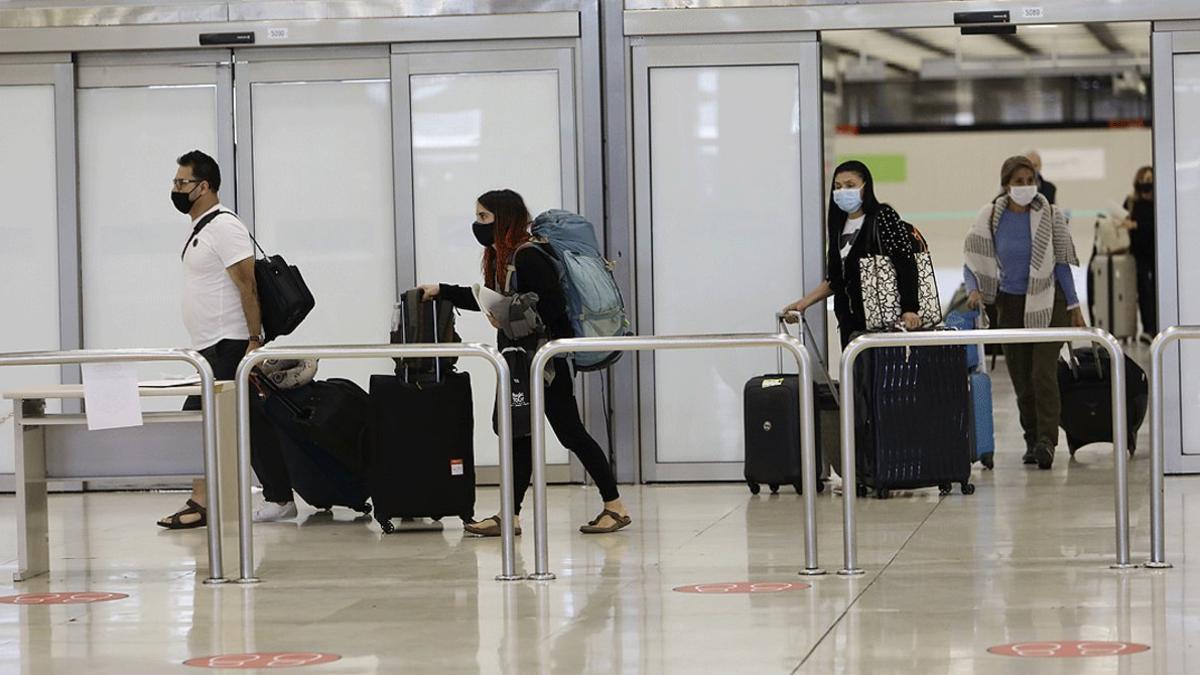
[511,359,619,514]
[184,339,293,503]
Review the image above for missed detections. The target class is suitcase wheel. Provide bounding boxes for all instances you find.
[748,482,761,495]
[793,480,803,495]
[856,484,870,498]
[938,484,952,496]
[378,518,396,535]
[769,484,780,495]
[961,483,976,496]
[876,488,891,500]
[980,453,994,471]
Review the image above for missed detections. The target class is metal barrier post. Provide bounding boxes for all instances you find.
[0,349,223,583]
[233,343,519,584]
[1147,326,1198,568]
[528,333,821,581]
[837,327,1132,576]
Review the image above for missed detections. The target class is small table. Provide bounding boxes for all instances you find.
[3,382,238,583]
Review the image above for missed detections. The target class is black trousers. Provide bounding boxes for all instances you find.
[184,339,294,503]
[1135,256,1157,335]
[511,359,619,514]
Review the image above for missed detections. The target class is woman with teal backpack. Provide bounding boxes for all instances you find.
[418,189,631,536]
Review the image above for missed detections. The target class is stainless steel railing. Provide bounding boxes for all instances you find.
[0,349,222,582]
[233,343,519,584]
[836,327,1135,576]
[527,333,820,581]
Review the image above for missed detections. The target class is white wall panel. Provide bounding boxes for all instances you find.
[409,70,569,467]
[649,65,804,464]
[0,84,61,474]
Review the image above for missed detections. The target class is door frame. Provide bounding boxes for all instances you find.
[1152,22,1200,473]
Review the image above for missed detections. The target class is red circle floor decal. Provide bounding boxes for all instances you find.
[673,582,810,594]
[184,653,342,669]
[988,642,1150,658]
[0,592,128,605]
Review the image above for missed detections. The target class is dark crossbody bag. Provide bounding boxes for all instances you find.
[182,210,314,343]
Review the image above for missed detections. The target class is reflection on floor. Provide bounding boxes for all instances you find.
[0,356,1189,674]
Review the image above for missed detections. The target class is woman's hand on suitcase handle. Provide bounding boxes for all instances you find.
[966,290,983,310]
[780,300,806,323]
[416,283,440,300]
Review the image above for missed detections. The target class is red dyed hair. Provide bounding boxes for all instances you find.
[478,189,533,290]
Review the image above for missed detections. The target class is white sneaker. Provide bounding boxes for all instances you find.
[253,501,297,523]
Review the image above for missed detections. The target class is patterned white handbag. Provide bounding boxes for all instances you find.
[859,223,942,330]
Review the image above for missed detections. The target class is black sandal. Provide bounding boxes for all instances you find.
[580,509,632,534]
[157,499,207,530]
[463,515,521,538]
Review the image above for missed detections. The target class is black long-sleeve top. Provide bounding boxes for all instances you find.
[1126,197,1156,263]
[439,243,573,344]
[825,203,920,332]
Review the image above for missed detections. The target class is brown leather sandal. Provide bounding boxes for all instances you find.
[157,499,207,530]
[579,509,632,534]
[463,515,521,538]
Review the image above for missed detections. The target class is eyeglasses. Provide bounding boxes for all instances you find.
[172,179,202,189]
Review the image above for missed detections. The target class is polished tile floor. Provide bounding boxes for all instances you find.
[0,360,1194,674]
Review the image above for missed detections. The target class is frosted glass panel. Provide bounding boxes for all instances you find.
[79,85,216,412]
[0,85,61,474]
[250,80,395,387]
[650,66,804,464]
[1175,54,1200,454]
[410,70,569,467]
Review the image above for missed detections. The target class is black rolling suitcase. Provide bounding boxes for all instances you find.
[855,340,975,498]
[369,293,475,533]
[742,315,827,495]
[1057,346,1148,457]
[259,379,372,514]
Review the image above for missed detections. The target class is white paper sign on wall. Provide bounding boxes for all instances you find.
[1039,148,1106,181]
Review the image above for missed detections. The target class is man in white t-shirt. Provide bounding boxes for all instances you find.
[157,150,297,529]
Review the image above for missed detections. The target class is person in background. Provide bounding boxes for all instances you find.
[1121,165,1156,338]
[157,150,296,528]
[964,155,1084,471]
[781,160,921,346]
[417,189,631,536]
[1025,150,1058,205]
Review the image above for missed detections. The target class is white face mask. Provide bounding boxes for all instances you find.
[1009,185,1038,207]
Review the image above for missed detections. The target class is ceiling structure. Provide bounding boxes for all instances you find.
[822,22,1151,81]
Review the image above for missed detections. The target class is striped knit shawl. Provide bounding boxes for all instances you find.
[963,194,1079,328]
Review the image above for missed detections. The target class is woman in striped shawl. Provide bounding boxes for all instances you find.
[964,155,1084,471]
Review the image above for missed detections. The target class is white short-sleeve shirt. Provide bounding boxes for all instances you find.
[181,204,254,350]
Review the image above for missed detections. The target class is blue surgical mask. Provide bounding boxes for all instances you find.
[833,188,863,214]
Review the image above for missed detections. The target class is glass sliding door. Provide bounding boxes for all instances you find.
[0,60,73,474]
[631,38,826,481]
[77,52,234,413]
[234,50,396,387]
[393,46,579,469]
[1152,27,1200,473]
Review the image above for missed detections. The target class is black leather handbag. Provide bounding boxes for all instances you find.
[251,235,315,342]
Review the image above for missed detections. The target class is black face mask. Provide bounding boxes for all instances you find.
[1135,182,1153,195]
[472,221,494,247]
[171,185,199,214]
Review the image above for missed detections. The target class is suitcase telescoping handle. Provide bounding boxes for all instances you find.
[399,288,443,383]
[776,311,840,402]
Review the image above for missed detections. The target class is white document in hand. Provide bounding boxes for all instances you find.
[472,284,508,317]
[81,363,144,431]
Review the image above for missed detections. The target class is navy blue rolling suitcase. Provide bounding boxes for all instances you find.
[260,381,372,514]
[854,341,975,498]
